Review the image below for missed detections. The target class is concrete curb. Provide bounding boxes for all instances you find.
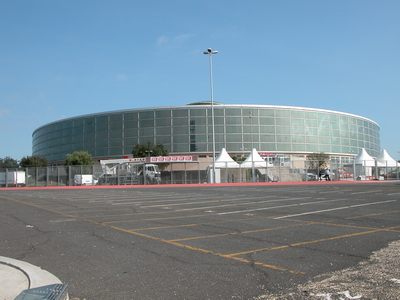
[0,256,63,300]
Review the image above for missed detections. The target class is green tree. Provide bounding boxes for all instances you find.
[20,155,49,168]
[306,152,330,172]
[231,155,246,162]
[132,141,169,158]
[0,156,19,169]
[64,151,94,166]
[132,141,169,170]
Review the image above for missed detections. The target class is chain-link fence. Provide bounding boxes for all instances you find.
[1,159,398,187]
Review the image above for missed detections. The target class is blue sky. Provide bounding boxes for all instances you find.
[1,0,399,161]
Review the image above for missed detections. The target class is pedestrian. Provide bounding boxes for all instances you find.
[319,169,323,181]
[324,169,331,181]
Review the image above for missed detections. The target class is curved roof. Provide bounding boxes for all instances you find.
[33,103,379,134]
[187,101,224,105]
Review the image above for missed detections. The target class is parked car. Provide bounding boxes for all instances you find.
[302,173,318,181]
[383,172,400,180]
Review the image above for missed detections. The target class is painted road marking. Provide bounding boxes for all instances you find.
[217,198,346,215]
[273,199,397,219]
[176,196,313,212]
[2,184,399,277]
[0,195,302,274]
[226,225,400,257]
[139,195,276,208]
[350,190,382,194]
[129,215,270,231]
[346,209,400,219]
[168,222,312,242]
[66,195,282,216]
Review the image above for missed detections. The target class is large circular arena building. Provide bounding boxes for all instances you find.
[32,103,380,164]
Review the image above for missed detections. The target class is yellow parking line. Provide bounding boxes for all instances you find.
[227,225,400,257]
[346,210,400,219]
[267,217,399,232]
[217,254,304,274]
[277,219,390,231]
[63,208,137,214]
[119,229,304,274]
[129,215,267,231]
[1,195,303,274]
[103,213,216,224]
[168,223,311,242]
[86,210,181,218]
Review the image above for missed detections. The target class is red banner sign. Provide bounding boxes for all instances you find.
[259,152,277,156]
[146,156,198,163]
[127,157,146,162]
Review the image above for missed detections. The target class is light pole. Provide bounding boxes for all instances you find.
[250,111,255,181]
[204,48,218,183]
[145,150,153,157]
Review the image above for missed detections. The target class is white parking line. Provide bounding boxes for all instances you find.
[177,197,313,212]
[351,190,382,195]
[273,199,397,219]
[140,195,277,208]
[111,194,225,206]
[217,198,344,215]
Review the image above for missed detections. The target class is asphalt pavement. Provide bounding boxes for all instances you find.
[0,180,399,299]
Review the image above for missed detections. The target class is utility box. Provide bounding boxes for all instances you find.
[15,284,68,300]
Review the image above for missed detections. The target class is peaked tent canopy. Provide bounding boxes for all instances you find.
[353,148,375,167]
[209,148,239,168]
[241,148,272,168]
[377,149,398,167]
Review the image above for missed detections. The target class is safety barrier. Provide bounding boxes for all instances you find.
[1,158,398,187]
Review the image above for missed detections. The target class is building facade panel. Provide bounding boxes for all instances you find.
[32,104,380,163]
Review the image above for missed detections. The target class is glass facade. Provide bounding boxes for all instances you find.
[32,104,380,163]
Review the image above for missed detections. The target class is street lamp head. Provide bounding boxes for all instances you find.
[203,48,218,54]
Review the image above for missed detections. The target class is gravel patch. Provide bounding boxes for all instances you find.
[256,240,400,299]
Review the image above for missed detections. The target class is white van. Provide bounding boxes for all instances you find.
[0,171,26,187]
[74,174,98,186]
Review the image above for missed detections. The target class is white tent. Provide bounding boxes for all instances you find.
[239,148,275,182]
[240,148,272,168]
[209,148,239,168]
[207,148,239,183]
[353,148,375,166]
[345,148,375,178]
[377,149,398,167]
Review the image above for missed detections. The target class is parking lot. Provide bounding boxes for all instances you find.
[1,181,399,299]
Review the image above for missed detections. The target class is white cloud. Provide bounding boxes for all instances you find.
[116,74,127,82]
[173,34,195,42]
[156,35,169,46]
[156,34,195,48]
[0,109,10,117]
